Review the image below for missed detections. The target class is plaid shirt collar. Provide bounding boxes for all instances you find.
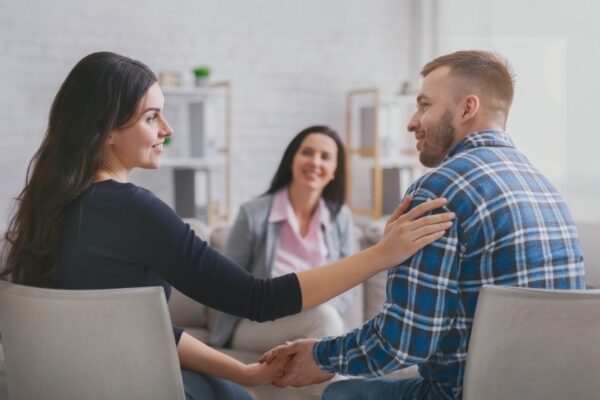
[443,130,515,163]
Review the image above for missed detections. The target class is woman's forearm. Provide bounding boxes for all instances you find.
[177,332,286,387]
[296,244,388,309]
[177,332,248,382]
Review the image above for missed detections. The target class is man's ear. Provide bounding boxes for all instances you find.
[460,95,480,123]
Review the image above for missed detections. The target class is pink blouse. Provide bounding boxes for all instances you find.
[269,188,330,278]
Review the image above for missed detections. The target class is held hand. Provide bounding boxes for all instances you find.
[259,341,293,365]
[240,355,291,387]
[378,197,455,267]
[266,339,334,388]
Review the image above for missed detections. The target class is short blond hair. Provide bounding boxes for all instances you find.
[421,50,516,117]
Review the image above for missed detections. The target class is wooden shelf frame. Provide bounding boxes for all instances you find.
[345,88,422,220]
[346,88,382,219]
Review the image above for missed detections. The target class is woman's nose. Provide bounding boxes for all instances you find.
[160,117,173,137]
[309,155,322,166]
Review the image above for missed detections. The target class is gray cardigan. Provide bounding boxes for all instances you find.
[208,194,356,347]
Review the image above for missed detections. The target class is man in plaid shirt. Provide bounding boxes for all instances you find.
[262,50,585,399]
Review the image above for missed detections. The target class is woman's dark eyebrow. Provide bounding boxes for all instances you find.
[141,107,160,114]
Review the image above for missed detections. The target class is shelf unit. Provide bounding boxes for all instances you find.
[345,88,423,219]
[160,81,232,225]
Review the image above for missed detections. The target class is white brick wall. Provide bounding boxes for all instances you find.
[0,0,412,230]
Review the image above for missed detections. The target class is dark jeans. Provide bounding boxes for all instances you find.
[181,369,253,400]
[322,377,447,400]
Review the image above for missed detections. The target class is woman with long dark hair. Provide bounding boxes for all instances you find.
[1,52,454,400]
[210,126,358,351]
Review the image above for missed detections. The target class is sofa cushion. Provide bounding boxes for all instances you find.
[210,224,230,253]
[179,327,210,343]
[363,270,388,321]
[344,284,365,330]
[360,220,388,320]
[183,218,213,243]
[168,287,209,330]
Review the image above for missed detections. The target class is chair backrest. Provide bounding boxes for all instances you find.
[0,281,185,400]
[463,285,600,400]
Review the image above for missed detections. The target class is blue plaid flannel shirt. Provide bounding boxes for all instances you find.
[314,131,585,399]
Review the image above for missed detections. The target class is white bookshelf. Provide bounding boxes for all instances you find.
[159,82,232,225]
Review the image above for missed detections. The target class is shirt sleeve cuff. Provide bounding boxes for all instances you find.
[313,337,340,373]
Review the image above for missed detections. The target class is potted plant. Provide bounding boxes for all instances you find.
[193,66,210,87]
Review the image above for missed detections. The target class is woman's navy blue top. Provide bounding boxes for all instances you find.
[56,180,302,343]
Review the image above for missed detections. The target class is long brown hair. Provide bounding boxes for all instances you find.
[1,52,157,287]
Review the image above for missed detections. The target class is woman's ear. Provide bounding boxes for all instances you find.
[460,95,480,123]
[106,132,116,145]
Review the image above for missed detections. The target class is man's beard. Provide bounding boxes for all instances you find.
[419,110,455,168]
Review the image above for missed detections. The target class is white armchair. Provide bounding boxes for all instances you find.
[463,285,600,400]
[0,282,185,400]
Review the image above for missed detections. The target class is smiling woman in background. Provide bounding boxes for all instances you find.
[1,52,454,400]
[210,126,359,352]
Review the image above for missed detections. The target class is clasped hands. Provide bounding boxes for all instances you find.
[258,338,334,388]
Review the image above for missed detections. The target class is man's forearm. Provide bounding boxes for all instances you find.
[312,317,408,377]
